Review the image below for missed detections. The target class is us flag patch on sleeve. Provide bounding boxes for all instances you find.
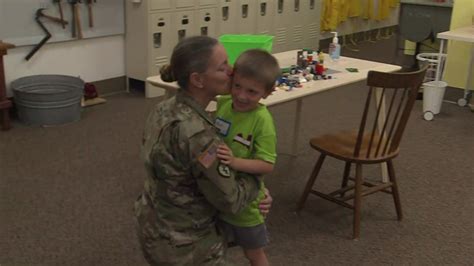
[198,142,218,169]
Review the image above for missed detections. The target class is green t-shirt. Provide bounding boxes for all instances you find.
[215,95,277,227]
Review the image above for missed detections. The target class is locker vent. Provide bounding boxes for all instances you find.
[275,28,287,44]
[293,25,303,42]
[154,56,169,69]
[308,23,319,39]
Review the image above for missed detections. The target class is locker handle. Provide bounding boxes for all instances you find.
[157,22,165,27]
[260,3,267,16]
[242,4,248,18]
[201,27,208,36]
[310,0,315,9]
[278,0,284,14]
[182,18,189,25]
[294,0,299,12]
[178,30,186,41]
[153,32,161,48]
[204,14,211,22]
[222,6,229,21]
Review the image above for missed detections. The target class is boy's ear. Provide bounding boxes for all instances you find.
[189,72,204,88]
[263,86,275,99]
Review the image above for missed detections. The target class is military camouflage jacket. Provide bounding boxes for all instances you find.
[139,90,260,243]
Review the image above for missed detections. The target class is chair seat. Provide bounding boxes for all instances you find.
[310,130,400,164]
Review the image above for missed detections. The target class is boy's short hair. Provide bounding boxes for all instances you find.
[233,49,281,93]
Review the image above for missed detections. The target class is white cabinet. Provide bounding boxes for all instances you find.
[126,0,321,97]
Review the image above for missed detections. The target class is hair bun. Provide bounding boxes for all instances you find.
[160,64,176,82]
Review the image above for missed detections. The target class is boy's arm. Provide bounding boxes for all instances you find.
[217,144,274,175]
[231,157,274,175]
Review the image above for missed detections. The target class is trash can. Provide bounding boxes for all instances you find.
[422,80,447,121]
[416,53,446,83]
[11,75,84,126]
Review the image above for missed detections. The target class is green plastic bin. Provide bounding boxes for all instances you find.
[219,34,274,65]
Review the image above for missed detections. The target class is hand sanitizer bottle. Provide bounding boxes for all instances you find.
[329,32,341,60]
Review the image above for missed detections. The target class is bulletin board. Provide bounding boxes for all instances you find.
[0,0,124,47]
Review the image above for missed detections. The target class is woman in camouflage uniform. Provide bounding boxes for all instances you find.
[135,36,272,265]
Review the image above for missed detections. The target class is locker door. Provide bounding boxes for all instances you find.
[238,0,257,34]
[150,0,173,11]
[256,0,274,35]
[273,0,293,52]
[175,0,195,9]
[197,8,217,37]
[289,0,305,50]
[217,0,238,36]
[303,0,321,50]
[175,10,196,42]
[147,12,174,97]
[198,0,217,7]
[149,12,174,76]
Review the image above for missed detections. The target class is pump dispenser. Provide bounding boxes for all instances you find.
[329,31,341,60]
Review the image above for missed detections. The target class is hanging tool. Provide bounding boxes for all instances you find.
[25,9,68,61]
[53,0,66,29]
[85,0,97,28]
[68,0,83,39]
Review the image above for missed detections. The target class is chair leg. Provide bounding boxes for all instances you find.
[340,162,351,197]
[387,160,403,220]
[296,153,326,212]
[353,163,363,239]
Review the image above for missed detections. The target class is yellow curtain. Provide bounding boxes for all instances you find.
[321,0,341,31]
[339,0,351,23]
[389,0,399,8]
[349,0,362,18]
[377,0,390,20]
[362,0,375,19]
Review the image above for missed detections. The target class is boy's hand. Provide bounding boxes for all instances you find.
[217,144,235,167]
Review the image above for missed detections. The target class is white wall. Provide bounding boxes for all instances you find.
[4,35,125,97]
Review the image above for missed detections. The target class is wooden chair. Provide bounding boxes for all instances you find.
[296,67,427,239]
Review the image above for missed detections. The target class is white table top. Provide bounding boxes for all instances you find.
[437,26,474,43]
[147,50,402,108]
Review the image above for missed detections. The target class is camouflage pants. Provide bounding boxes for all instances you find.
[134,195,227,265]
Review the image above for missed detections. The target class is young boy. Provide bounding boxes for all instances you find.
[215,49,280,266]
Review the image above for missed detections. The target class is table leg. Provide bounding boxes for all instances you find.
[435,39,445,82]
[290,99,303,156]
[465,45,474,110]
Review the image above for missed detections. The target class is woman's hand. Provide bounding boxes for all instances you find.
[217,144,235,167]
[259,188,272,217]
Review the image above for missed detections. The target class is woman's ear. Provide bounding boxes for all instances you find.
[189,72,204,88]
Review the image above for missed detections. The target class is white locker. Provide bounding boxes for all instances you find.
[150,0,173,11]
[149,12,174,77]
[217,0,239,35]
[288,0,305,50]
[175,0,195,9]
[197,8,217,37]
[198,0,218,7]
[303,0,321,50]
[237,0,257,34]
[175,10,196,42]
[256,0,274,35]
[273,0,293,52]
